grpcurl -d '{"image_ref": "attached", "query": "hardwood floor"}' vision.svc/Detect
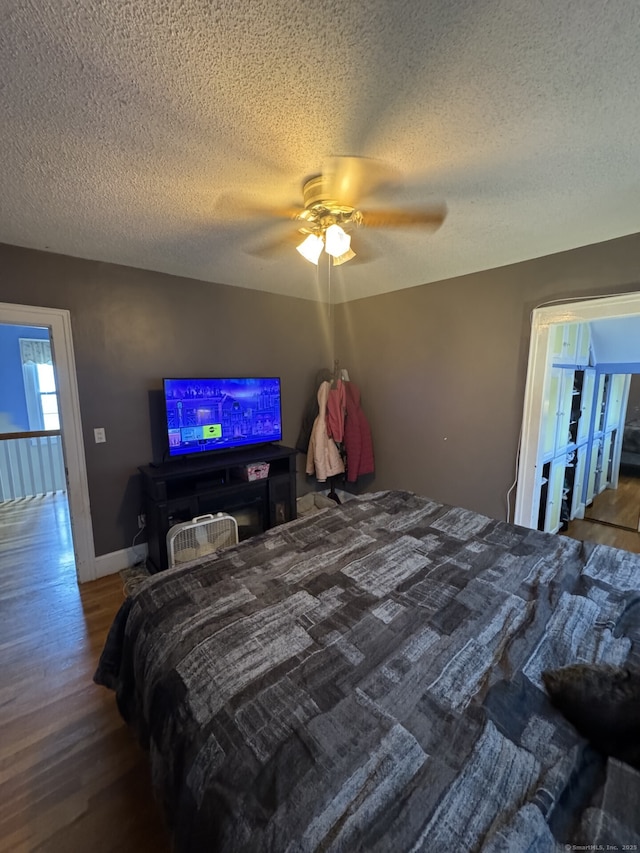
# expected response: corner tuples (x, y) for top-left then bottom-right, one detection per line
(584, 473), (640, 529)
(562, 473), (640, 553)
(0, 495), (171, 853)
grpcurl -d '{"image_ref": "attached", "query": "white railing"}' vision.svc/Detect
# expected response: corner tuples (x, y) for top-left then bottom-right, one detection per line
(0, 431), (67, 500)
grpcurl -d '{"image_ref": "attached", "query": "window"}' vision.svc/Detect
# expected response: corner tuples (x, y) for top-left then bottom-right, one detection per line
(20, 337), (60, 432)
(36, 363), (60, 430)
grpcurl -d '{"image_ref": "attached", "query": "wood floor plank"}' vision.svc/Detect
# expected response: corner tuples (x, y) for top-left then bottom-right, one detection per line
(0, 495), (170, 853)
(584, 473), (640, 528)
(563, 474), (640, 552)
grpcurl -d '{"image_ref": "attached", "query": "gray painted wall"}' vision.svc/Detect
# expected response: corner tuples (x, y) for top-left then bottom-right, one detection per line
(0, 243), (330, 555)
(3, 231), (640, 556)
(334, 232), (640, 521)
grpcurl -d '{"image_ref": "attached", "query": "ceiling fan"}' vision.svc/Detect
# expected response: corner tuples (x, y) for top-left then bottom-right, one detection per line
(226, 156), (447, 267)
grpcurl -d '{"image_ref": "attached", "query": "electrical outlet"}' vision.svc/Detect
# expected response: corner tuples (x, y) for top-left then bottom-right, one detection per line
(137, 514), (146, 529)
(94, 427), (106, 443)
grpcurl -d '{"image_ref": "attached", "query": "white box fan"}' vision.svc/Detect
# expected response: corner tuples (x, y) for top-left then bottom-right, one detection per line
(166, 513), (239, 568)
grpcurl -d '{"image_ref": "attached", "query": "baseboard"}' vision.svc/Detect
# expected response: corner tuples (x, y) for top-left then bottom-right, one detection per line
(94, 542), (149, 578)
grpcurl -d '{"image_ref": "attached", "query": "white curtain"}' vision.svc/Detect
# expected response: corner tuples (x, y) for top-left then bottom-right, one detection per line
(19, 338), (53, 366)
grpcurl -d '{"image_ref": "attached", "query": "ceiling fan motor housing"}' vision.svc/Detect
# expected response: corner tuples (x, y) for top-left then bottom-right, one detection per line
(299, 175), (358, 233)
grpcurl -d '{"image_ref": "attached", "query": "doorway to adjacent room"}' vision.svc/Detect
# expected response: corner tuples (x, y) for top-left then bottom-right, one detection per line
(515, 291), (640, 551)
(0, 303), (95, 582)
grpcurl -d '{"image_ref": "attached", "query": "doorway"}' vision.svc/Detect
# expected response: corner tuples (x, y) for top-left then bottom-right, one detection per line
(0, 303), (95, 582)
(515, 291), (640, 537)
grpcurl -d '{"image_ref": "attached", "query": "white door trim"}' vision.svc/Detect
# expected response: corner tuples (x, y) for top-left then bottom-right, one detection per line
(0, 302), (96, 582)
(515, 291), (640, 529)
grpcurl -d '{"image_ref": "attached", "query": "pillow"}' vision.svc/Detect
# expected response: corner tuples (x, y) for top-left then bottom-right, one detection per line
(542, 663), (640, 770)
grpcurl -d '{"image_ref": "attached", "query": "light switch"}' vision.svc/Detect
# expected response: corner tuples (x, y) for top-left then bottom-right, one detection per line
(94, 427), (106, 443)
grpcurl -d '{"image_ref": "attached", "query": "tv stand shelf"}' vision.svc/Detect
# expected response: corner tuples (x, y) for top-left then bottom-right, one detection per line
(139, 444), (297, 573)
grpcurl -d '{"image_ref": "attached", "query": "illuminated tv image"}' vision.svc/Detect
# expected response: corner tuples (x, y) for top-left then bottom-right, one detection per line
(163, 377), (282, 457)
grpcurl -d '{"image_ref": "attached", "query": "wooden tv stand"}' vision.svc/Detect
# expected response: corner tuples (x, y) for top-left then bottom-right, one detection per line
(139, 444), (297, 573)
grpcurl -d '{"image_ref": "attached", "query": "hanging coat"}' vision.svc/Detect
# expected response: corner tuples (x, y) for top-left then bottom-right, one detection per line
(326, 379), (346, 443)
(306, 381), (345, 482)
(295, 369), (333, 453)
(343, 381), (374, 482)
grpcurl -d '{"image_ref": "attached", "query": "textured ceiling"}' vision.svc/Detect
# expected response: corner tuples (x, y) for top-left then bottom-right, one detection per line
(2, 1), (640, 303)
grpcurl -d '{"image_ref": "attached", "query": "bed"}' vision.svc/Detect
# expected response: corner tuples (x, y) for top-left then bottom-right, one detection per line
(95, 489), (640, 851)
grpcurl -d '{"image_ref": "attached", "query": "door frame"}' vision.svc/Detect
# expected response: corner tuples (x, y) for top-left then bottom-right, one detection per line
(514, 291), (640, 529)
(0, 302), (95, 582)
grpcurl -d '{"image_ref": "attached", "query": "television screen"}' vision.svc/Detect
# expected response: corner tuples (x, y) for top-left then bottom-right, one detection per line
(163, 377), (282, 458)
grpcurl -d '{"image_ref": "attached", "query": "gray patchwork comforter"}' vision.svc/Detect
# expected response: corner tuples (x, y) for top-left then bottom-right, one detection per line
(95, 490), (640, 851)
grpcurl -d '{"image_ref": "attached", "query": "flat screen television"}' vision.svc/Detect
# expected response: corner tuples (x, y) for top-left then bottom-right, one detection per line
(163, 377), (282, 458)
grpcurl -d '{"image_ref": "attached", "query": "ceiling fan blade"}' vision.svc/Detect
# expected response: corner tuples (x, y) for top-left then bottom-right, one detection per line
(343, 233), (380, 265)
(358, 204), (447, 230)
(246, 226), (306, 259)
(322, 156), (401, 207)
(216, 192), (304, 221)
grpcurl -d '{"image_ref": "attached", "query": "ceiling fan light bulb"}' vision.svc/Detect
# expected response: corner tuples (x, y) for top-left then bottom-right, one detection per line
(296, 233), (324, 264)
(324, 223), (351, 258)
(332, 247), (356, 266)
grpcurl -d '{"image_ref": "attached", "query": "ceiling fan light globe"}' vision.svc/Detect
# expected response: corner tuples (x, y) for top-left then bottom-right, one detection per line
(324, 224), (351, 258)
(332, 247), (356, 266)
(296, 233), (324, 264)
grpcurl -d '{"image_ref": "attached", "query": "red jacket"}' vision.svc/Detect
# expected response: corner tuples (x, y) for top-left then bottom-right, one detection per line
(343, 382), (374, 482)
(326, 379), (346, 442)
